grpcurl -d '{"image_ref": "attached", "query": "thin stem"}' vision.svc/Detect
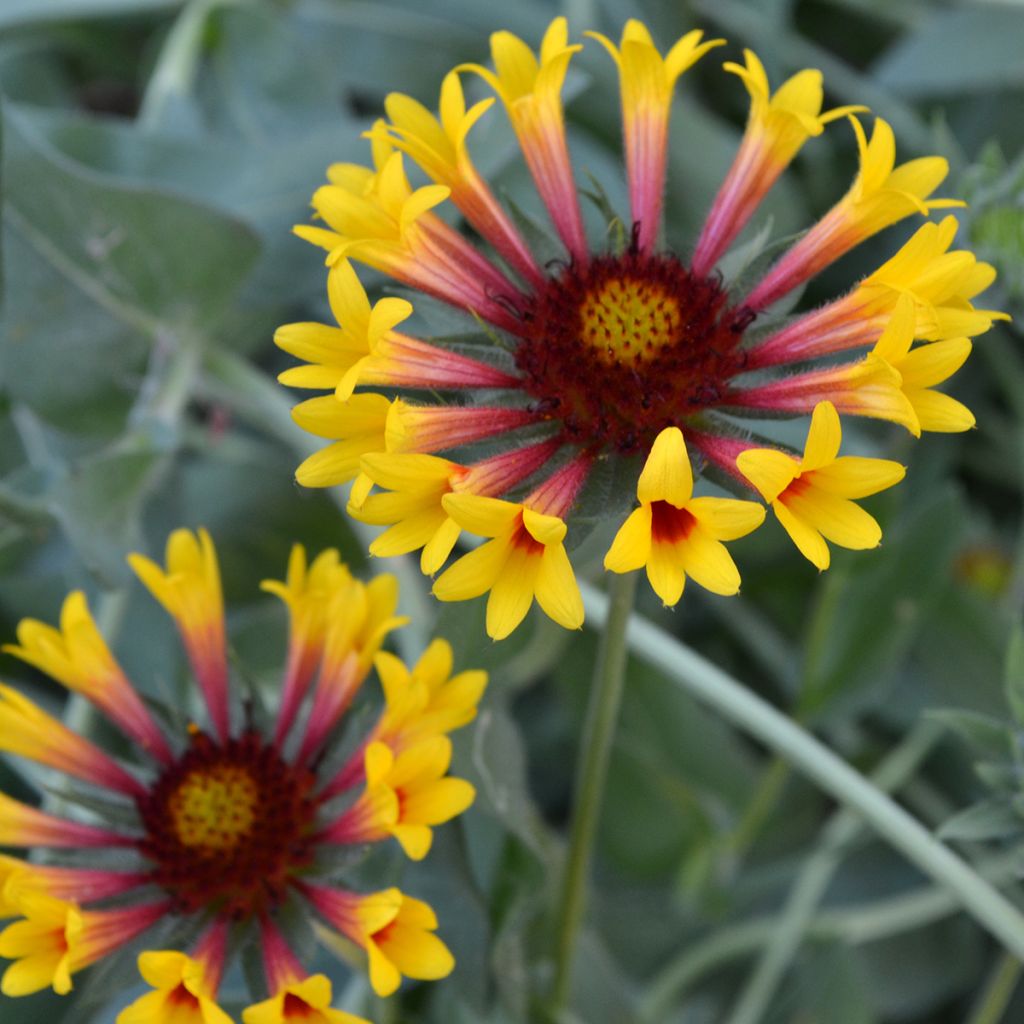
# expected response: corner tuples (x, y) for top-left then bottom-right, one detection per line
(967, 952), (1023, 1024)
(579, 582), (1024, 960)
(550, 570), (638, 1017)
(724, 719), (943, 1024)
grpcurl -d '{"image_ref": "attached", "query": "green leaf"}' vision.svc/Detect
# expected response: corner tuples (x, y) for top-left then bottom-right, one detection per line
(927, 708), (1014, 761)
(1004, 622), (1024, 726)
(874, 8), (1024, 97)
(938, 797), (1024, 842)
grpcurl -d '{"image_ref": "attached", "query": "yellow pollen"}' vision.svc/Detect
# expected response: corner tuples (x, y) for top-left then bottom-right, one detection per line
(578, 277), (683, 364)
(169, 765), (258, 851)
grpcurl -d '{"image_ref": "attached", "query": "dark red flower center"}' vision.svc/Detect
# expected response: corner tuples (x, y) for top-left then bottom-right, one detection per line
(515, 249), (752, 453)
(136, 731), (317, 918)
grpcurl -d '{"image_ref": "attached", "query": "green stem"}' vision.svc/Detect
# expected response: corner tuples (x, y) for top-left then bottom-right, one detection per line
(579, 582), (1024, 960)
(137, 0), (239, 130)
(550, 570), (638, 1017)
(723, 719), (942, 1024)
(967, 952), (1023, 1024)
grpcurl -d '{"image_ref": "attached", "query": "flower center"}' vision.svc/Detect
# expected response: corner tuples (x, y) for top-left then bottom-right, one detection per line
(137, 732), (318, 918)
(516, 250), (753, 453)
(169, 765), (257, 851)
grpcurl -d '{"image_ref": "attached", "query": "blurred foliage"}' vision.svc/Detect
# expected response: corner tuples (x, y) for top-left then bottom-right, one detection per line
(1, 0), (1024, 1021)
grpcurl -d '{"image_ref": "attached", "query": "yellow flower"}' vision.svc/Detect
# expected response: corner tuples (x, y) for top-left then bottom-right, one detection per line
(369, 73), (542, 287)
(460, 17), (587, 260)
(747, 116), (964, 309)
(736, 401), (906, 570)
(242, 974), (368, 1024)
(129, 528), (229, 741)
(605, 428), (764, 606)
(692, 49), (863, 274)
(317, 888), (455, 998)
(590, 21), (724, 252)
(0, 684), (143, 797)
(350, 453), (467, 574)
(117, 950), (232, 1024)
(0, 892), (164, 997)
(374, 638), (488, 750)
(871, 295), (975, 433)
(432, 494), (584, 640)
(3, 591), (170, 761)
(324, 737), (475, 860)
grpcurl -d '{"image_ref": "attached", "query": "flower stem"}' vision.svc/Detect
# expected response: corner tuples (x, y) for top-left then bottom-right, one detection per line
(966, 952), (1023, 1024)
(550, 570), (638, 1016)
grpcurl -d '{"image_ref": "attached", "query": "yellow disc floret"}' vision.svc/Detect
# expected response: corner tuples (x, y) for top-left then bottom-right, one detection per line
(169, 766), (259, 852)
(579, 277), (682, 364)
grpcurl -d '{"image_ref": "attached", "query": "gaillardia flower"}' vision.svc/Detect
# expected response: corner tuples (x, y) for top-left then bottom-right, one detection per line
(282, 17), (1005, 638)
(0, 529), (482, 1020)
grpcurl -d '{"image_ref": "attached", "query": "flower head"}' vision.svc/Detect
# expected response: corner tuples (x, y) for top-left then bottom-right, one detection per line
(0, 529), (482, 1015)
(284, 18), (1002, 638)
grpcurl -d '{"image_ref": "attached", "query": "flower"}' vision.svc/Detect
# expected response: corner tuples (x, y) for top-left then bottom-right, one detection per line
(735, 402), (906, 570)
(0, 529), (482, 1016)
(283, 18), (1002, 639)
(604, 427), (765, 606)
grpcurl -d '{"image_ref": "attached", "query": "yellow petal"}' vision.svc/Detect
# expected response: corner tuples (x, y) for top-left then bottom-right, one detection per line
(801, 401), (842, 471)
(535, 542), (584, 631)
(637, 427), (693, 506)
(485, 543), (541, 640)
(604, 506), (653, 573)
(646, 542), (686, 608)
(807, 457), (905, 499)
(679, 529), (742, 596)
(736, 448), (799, 503)
(686, 497), (766, 541)
(773, 499), (830, 570)
(432, 539), (508, 602)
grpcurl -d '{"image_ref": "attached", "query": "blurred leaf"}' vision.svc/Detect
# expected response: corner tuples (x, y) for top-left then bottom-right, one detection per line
(49, 444), (167, 585)
(938, 797), (1024, 842)
(874, 8), (1024, 97)
(1006, 622), (1024, 726)
(927, 708), (1013, 760)
(0, 0), (180, 30)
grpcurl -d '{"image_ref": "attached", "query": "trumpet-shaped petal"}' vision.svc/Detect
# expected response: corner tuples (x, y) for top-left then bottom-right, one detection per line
(0, 792), (132, 849)
(590, 22), (724, 253)
(117, 947), (232, 1024)
(433, 494), (584, 640)
(0, 892), (165, 997)
(461, 17), (588, 260)
(736, 401), (905, 570)
(306, 887), (454, 998)
(605, 428), (765, 605)
(3, 592), (170, 762)
(242, 974), (369, 1024)
(747, 117), (964, 309)
(871, 294), (976, 432)
(128, 529), (229, 742)
(321, 737), (474, 860)
(0, 684), (143, 797)
(261, 546), (358, 744)
(0, 858), (145, 917)
(693, 49), (863, 274)
(296, 149), (523, 332)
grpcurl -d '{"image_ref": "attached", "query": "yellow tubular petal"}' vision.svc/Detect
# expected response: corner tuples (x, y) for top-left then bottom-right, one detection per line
(367, 943), (402, 997)
(773, 499), (831, 571)
(534, 542), (584, 631)
(604, 506), (654, 572)
(421, 518), (462, 575)
(686, 497), (766, 541)
(736, 448), (799, 503)
(391, 824), (433, 861)
(899, 337), (972, 389)
(801, 401), (842, 471)
(381, 929), (454, 981)
(637, 427), (693, 506)
(645, 542), (686, 608)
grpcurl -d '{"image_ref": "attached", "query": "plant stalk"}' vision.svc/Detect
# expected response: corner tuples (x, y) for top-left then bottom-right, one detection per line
(550, 570), (638, 1017)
